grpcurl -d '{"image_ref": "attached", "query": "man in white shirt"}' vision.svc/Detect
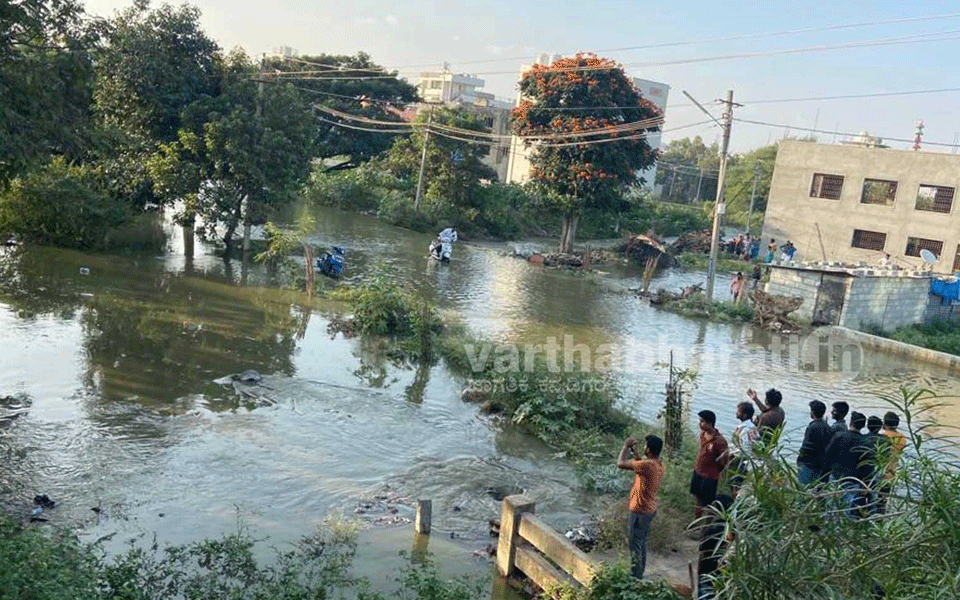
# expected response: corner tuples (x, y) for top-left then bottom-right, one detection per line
(731, 401), (759, 493)
(438, 226), (458, 243)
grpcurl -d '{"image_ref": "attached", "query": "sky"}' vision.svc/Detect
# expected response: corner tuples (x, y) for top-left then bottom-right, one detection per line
(81, 0), (960, 153)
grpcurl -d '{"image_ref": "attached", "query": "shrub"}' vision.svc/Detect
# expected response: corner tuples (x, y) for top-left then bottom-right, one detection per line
(0, 517), (101, 600)
(333, 277), (440, 339)
(0, 158), (128, 250)
(548, 562), (683, 600)
(304, 164), (410, 212)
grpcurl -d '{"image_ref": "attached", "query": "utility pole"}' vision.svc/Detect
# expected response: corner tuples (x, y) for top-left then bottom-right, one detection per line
(694, 166), (704, 202)
(705, 90), (737, 303)
(414, 107), (434, 212)
(243, 54), (266, 259)
(746, 161), (761, 235)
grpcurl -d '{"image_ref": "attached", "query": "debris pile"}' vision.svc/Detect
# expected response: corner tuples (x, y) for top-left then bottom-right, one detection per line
(618, 234), (672, 267)
(645, 283), (703, 305)
(751, 290), (802, 332)
(670, 229), (714, 254)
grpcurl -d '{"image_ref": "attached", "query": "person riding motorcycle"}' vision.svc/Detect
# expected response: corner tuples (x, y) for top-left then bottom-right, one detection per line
(431, 226), (457, 261)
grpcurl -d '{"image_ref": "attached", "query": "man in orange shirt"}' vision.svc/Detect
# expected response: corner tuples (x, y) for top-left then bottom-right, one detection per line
(617, 434), (666, 579)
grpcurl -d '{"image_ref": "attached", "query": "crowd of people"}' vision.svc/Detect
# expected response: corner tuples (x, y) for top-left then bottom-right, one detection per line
(615, 389), (908, 588)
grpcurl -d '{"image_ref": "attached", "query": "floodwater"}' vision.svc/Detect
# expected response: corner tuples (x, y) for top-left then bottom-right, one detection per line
(1, 206), (958, 589)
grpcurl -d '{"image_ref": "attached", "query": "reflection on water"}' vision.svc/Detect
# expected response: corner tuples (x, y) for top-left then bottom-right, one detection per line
(2, 206), (959, 588)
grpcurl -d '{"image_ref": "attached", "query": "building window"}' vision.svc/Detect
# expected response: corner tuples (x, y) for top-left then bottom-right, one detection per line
(429, 81), (442, 89)
(953, 245), (960, 272)
(905, 236), (944, 258)
(851, 229), (887, 251)
(810, 173), (844, 199)
(915, 184), (955, 214)
(860, 179), (898, 206)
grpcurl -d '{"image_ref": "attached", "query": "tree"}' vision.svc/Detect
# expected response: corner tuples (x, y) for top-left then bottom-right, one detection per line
(90, 0), (220, 210)
(0, 0), (99, 183)
(380, 106), (496, 219)
(94, 0), (219, 145)
(265, 52), (418, 171)
(150, 51), (315, 256)
(512, 54), (661, 253)
(654, 136), (721, 204)
(723, 143), (778, 231)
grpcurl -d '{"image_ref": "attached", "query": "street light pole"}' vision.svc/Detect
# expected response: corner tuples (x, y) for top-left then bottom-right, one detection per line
(747, 161), (761, 235)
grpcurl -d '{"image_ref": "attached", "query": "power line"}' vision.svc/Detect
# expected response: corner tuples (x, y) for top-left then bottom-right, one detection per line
(741, 87), (960, 105)
(280, 55), (396, 75)
(387, 12), (960, 70)
(259, 30), (960, 80)
(313, 104), (665, 141)
(733, 118), (960, 148)
(314, 113), (711, 150)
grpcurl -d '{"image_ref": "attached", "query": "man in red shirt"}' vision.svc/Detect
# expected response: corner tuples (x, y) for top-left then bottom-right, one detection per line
(690, 410), (729, 518)
(617, 434), (666, 579)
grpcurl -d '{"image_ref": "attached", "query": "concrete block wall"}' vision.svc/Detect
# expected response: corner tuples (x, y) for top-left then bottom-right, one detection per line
(925, 295), (960, 323)
(763, 268), (822, 322)
(839, 276), (931, 330)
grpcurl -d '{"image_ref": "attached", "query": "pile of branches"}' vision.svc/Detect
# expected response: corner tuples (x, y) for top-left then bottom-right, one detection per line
(751, 290), (802, 332)
(670, 229), (713, 254)
(618, 234), (672, 267)
(645, 283), (702, 305)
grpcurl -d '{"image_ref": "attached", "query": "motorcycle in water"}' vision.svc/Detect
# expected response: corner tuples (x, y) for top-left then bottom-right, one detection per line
(429, 238), (452, 263)
(316, 246), (345, 278)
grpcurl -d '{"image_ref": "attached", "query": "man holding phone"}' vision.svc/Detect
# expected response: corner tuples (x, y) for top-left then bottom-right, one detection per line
(617, 434), (666, 579)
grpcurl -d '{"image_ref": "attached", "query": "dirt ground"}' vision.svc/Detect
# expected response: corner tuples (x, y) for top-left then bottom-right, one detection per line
(592, 537), (699, 591)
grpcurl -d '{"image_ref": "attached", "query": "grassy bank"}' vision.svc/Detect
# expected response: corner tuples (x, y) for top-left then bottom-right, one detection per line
(673, 251), (757, 274)
(862, 318), (960, 356)
(652, 292), (755, 325)
(331, 279), (700, 556)
(0, 508), (682, 600)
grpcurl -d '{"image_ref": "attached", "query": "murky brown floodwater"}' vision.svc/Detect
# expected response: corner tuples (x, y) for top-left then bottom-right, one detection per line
(1, 205), (958, 590)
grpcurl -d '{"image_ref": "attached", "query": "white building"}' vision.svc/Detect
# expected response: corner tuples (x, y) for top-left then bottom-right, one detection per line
(414, 65), (514, 181)
(266, 46), (298, 60)
(505, 55), (669, 188)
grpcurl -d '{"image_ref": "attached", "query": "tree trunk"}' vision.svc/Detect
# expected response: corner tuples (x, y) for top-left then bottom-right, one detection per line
(222, 200), (243, 259)
(303, 244), (314, 299)
(182, 224), (195, 259)
(559, 213), (580, 254)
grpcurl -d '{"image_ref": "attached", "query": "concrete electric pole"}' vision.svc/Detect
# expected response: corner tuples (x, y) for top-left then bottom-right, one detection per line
(705, 90), (737, 303)
(682, 89), (738, 303)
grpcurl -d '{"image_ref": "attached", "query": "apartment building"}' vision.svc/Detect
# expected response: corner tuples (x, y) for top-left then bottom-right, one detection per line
(415, 65), (513, 181)
(761, 139), (960, 271)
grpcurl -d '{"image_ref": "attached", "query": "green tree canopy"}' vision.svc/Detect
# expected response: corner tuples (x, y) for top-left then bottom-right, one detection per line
(94, 0), (219, 144)
(512, 54), (661, 252)
(0, 0), (99, 183)
(263, 52), (418, 170)
(723, 142), (778, 231)
(380, 106), (496, 220)
(149, 51), (315, 255)
(654, 136), (721, 204)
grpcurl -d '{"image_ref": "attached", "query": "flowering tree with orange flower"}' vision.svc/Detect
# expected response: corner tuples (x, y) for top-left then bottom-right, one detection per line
(512, 54), (661, 253)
